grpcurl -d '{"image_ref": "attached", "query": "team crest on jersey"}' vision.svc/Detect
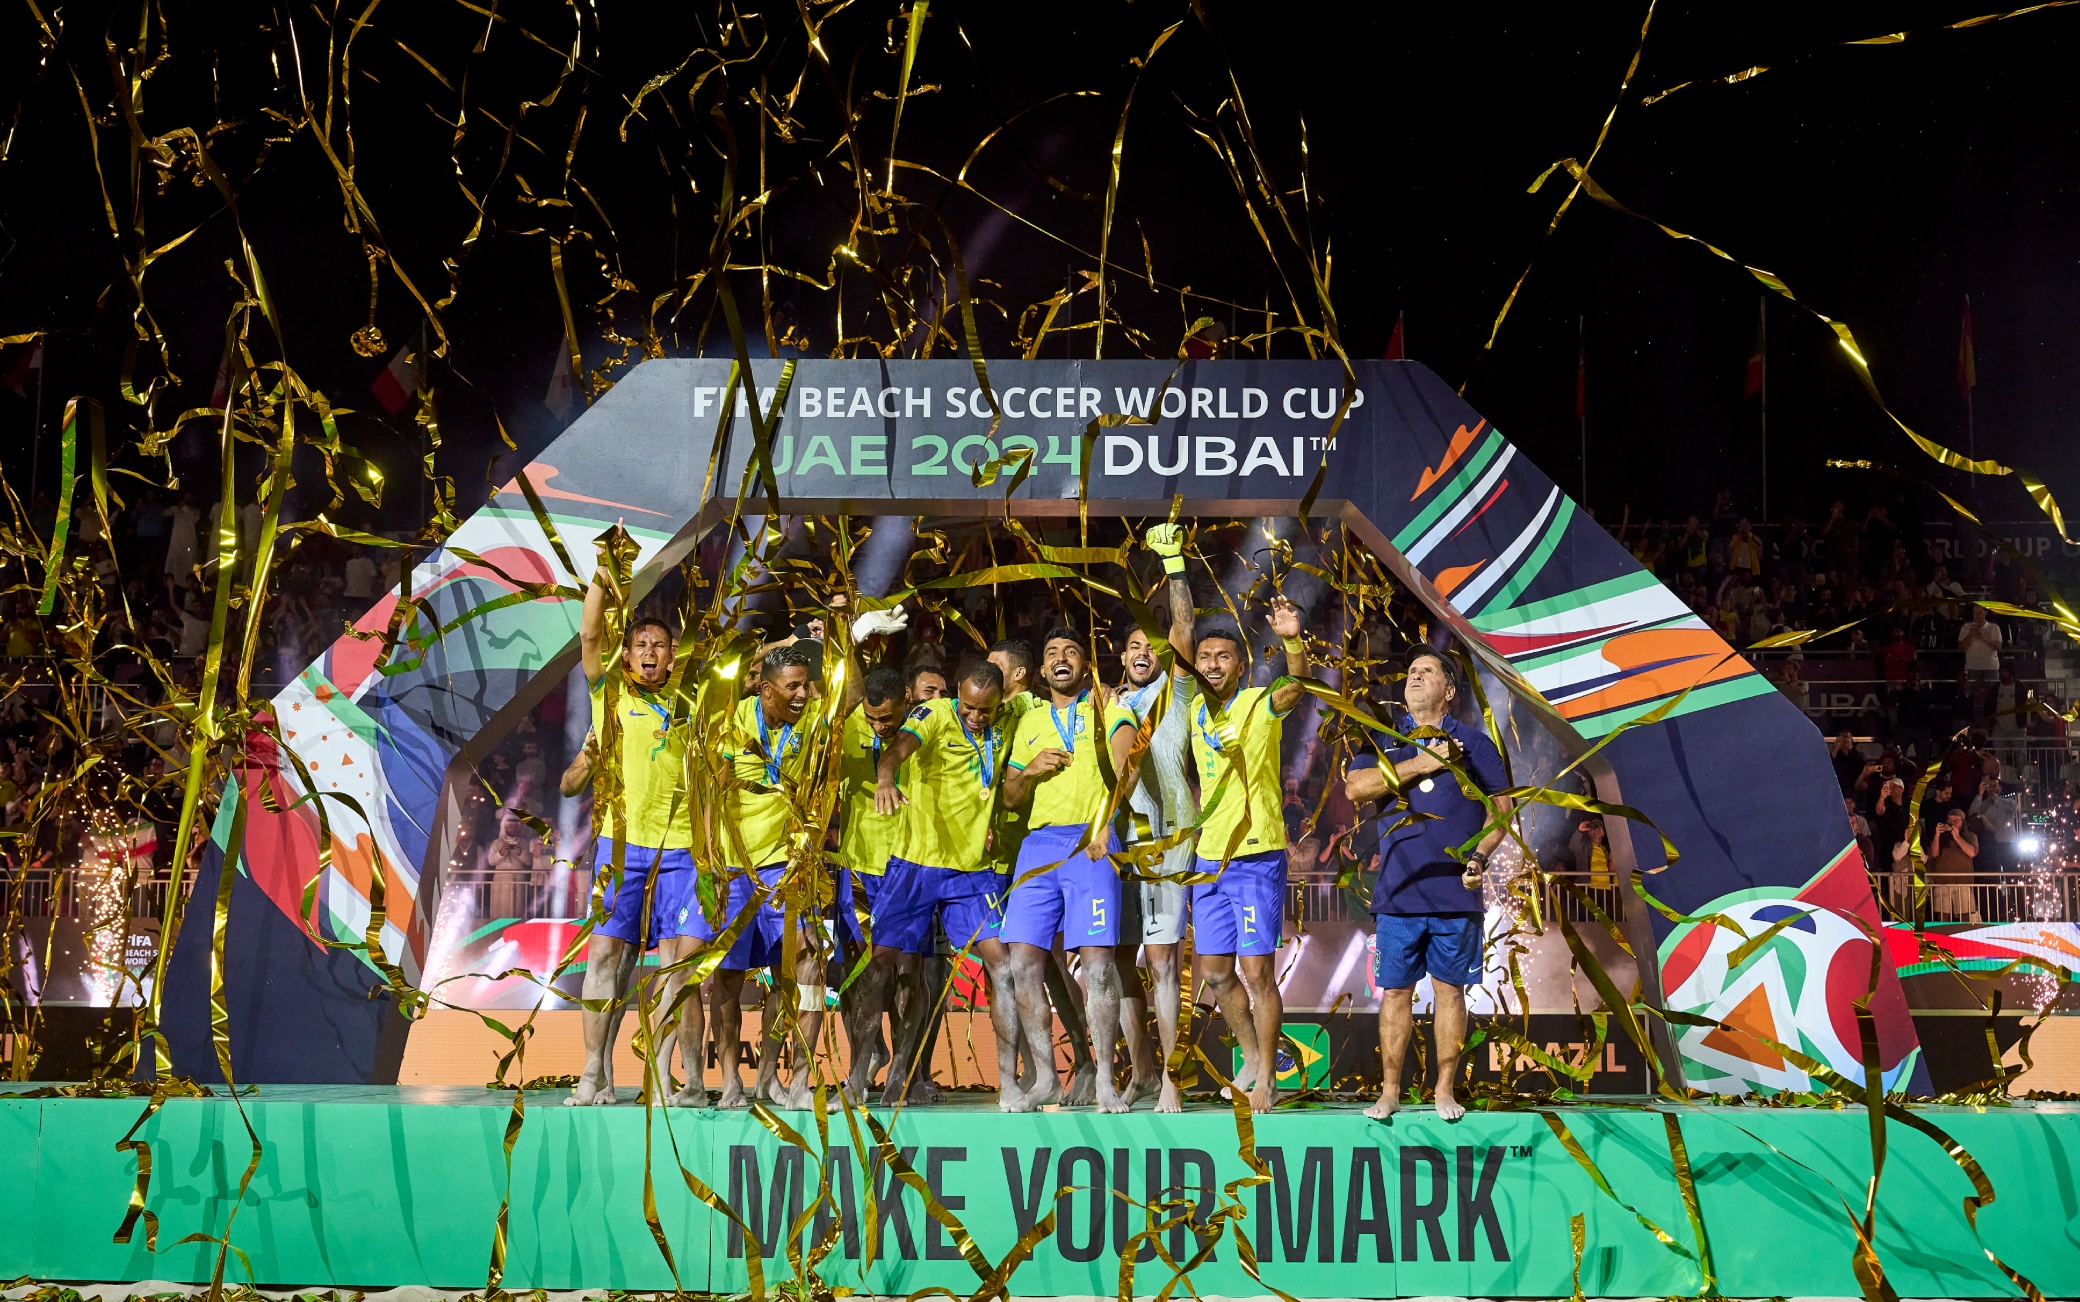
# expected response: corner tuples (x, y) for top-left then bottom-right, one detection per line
(909, 705), (932, 720)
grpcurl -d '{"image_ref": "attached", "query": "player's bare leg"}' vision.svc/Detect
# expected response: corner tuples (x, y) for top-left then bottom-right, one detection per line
(1114, 945), (1156, 1106)
(1200, 952), (1270, 1110)
(994, 938), (1056, 1111)
(880, 951), (934, 1106)
(845, 945), (899, 1099)
(712, 969), (751, 1108)
(1081, 944), (1131, 1113)
(783, 929), (834, 1111)
(1141, 941), (1184, 1113)
(1430, 981), (1469, 1122)
(655, 936), (709, 1106)
(1046, 945), (1097, 1105)
(1237, 953), (1284, 1113)
(1368, 985), (1414, 1120)
(752, 982), (790, 1104)
(566, 934), (636, 1106)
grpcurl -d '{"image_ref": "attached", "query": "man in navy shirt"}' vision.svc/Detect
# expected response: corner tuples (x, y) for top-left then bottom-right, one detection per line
(1344, 647), (1512, 1122)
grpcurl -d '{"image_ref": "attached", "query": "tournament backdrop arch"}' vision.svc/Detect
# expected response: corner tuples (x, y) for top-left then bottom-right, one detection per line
(160, 358), (1920, 1094)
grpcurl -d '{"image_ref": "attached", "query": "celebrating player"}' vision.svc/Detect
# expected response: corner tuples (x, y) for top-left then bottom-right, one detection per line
(1000, 628), (1140, 1111)
(1190, 595), (1308, 1113)
(562, 546), (701, 1108)
(872, 661), (1036, 1109)
(835, 665), (920, 1102)
(1114, 522), (1200, 1112)
(712, 643), (829, 1109)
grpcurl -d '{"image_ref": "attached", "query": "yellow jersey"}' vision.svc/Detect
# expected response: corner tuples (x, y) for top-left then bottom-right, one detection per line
(836, 709), (904, 877)
(1008, 689), (1137, 829)
(892, 696), (1004, 872)
(589, 675), (694, 849)
(719, 693), (821, 870)
(1190, 685), (1290, 859)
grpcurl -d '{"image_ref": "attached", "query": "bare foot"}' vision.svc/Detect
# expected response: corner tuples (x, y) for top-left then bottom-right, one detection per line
(715, 1079), (750, 1109)
(1096, 1083), (1132, 1114)
(1004, 1068), (1059, 1113)
(904, 1075), (942, 1105)
(783, 1075), (822, 1112)
(1128, 1070), (1163, 1107)
(666, 1083), (708, 1108)
(1434, 1090), (1466, 1122)
(758, 1073), (788, 1105)
(1063, 1064), (1097, 1106)
(997, 1082), (1027, 1113)
(564, 1070), (613, 1106)
(1155, 1077), (1183, 1114)
(1247, 1079), (1280, 1114)
(1363, 1093), (1398, 1121)
(1219, 1068), (1255, 1102)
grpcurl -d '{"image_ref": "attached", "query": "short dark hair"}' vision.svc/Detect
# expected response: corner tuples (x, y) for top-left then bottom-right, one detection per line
(1196, 626), (1243, 654)
(963, 659), (1005, 692)
(906, 662), (948, 689)
(626, 616), (675, 646)
(863, 665), (906, 706)
(1405, 646), (1456, 686)
(987, 638), (1034, 675)
(762, 643), (818, 681)
(1041, 626), (1084, 652)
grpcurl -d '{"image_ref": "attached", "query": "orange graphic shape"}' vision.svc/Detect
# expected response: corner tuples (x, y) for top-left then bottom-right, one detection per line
(1701, 984), (1786, 1071)
(1558, 627), (1752, 720)
(1412, 420), (1487, 500)
(328, 831), (418, 946)
(1432, 559), (1487, 598)
(2034, 929), (2080, 963)
(494, 461), (669, 516)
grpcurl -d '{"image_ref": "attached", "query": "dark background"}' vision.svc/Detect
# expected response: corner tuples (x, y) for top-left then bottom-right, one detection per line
(2, 1), (2076, 534)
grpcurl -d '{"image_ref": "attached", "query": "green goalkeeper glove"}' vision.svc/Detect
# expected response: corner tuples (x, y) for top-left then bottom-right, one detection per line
(1145, 522), (1186, 575)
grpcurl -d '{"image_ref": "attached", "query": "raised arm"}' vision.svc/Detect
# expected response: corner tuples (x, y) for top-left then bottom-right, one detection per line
(560, 730), (599, 798)
(1266, 594), (1307, 714)
(580, 527), (627, 684)
(1145, 523), (1195, 665)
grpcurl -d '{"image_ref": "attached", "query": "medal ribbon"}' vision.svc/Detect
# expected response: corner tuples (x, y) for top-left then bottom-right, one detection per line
(756, 697), (798, 786)
(959, 712), (999, 788)
(1049, 690), (1086, 754)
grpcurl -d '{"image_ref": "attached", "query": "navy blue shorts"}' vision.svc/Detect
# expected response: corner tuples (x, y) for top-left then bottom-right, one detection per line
(593, 842), (704, 948)
(1374, 912), (1485, 989)
(1189, 849), (1286, 956)
(834, 864), (885, 945)
(873, 858), (1008, 954)
(1002, 822), (1123, 948)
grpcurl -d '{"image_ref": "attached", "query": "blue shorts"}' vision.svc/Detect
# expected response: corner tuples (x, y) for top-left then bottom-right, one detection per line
(1189, 850), (1287, 957)
(720, 862), (843, 971)
(1002, 823), (1123, 948)
(1374, 912), (1485, 989)
(593, 842), (704, 948)
(874, 858), (1009, 955)
(834, 865), (886, 945)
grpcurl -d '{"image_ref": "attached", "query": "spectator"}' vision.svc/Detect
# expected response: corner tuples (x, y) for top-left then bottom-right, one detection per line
(1958, 605), (2002, 680)
(1775, 656), (1808, 712)
(1570, 816), (1614, 889)
(1926, 807), (1979, 922)
(1823, 501), (1861, 581)
(1879, 626), (1916, 688)
(1845, 797), (1876, 875)
(1829, 729), (1867, 795)
(164, 490), (202, 583)
(1727, 518), (1763, 576)
(343, 547), (379, 601)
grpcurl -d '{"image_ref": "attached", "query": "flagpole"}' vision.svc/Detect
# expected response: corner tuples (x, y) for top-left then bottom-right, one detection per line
(1759, 298), (1768, 524)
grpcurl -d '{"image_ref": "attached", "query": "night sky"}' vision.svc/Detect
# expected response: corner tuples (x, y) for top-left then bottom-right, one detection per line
(2, 1), (2077, 536)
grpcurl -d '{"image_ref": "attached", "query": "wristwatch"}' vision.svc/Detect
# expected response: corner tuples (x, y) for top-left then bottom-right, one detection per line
(1465, 851), (1490, 873)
